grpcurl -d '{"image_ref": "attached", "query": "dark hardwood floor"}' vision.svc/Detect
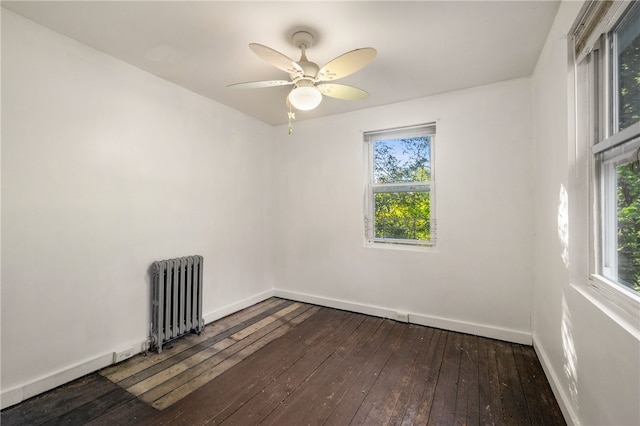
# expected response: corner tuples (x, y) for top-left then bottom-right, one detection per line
(1, 298), (566, 425)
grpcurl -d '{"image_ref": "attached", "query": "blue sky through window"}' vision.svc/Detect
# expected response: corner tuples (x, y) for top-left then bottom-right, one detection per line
(373, 136), (431, 184)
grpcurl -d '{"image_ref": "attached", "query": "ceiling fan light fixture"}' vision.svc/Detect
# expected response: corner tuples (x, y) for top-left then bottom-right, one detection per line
(288, 86), (322, 111)
(230, 31), (376, 127)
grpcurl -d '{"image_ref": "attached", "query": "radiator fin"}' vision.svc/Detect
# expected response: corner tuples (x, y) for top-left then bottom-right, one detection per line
(151, 255), (204, 353)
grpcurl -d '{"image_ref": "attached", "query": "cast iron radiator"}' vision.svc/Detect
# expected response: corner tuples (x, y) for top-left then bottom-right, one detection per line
(150, 255), (204, 353)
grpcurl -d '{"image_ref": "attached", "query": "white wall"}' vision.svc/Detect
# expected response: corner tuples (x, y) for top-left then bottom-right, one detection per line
(1, 10), (276, 406)
(531, 2), (640, 425)
(5, 3), (638, 423)
(273, 78), (534, 343)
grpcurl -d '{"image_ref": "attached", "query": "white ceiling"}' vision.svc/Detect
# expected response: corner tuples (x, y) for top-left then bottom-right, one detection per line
(2, 1), (560, 125)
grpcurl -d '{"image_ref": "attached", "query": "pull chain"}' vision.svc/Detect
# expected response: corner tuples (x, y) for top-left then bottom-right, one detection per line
(287, 103), (296, 135)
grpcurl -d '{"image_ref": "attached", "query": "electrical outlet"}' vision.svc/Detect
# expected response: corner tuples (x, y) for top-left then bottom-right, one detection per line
(112, 346), (136, 364)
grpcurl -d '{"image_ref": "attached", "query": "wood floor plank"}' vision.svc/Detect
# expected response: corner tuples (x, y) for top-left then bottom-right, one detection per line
(454, 333), (472, 425)
(427, 331), (462, 426)
(322, 321), (408, 425)
(479, 335), (505, 425)
(356, 324), (428, 425)
(259, 315), (382, 425)
(384, 326), (433, 424)
(3, 298), (567, 426)
(494, 340), (530, 425)
(152, 307), (344, 425)
(465, 334), (481, 426)
(115, 299), (296, 390)
(136, 304), (314, 406)
(141, 303), (314, 407)
(150, 304), (318, 410)
(41, 385), (135, 425)
(452, 333), (480, 426)
(0, 409), (28, 426)
(477, 335), (493, 425)
(403, 329), (448, 425)
(83, 397), (158, 425)
(295, 318), (396, 425)
(394, 326), (437, 425)
(129, 338), (235, 397)
(514, 344), (565, 425)
(99, 297), (285, 383)
(0, 374), (119, 426)
(512, 342), (546, 426)
(217, 312), (367, 424)
(127, 302), (303, 397)
(386, 326), (435, 426)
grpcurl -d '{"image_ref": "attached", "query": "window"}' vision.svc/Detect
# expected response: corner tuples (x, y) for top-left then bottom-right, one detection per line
(364, 124), (435, 247)
(574, 1), (640, 295)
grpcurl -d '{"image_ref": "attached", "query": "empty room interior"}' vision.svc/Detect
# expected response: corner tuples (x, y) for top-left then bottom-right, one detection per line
(1, 1), (639, 425)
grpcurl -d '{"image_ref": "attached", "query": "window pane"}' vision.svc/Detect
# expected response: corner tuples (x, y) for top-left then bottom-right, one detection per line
(374, 191), (431, 240)
(373, 136), (431, 184)
(614, 4), (640, 132)
(617, 160), (640, 292)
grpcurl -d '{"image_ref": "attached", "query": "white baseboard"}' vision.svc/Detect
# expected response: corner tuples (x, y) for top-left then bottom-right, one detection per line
(1, 289), (275, 411)
(274, 289), (398, 320)
(409, 312), (532, 345)
(203, 289), (274, 325)
(532, 335), (579, 425)
(1, 388), (23, 410)
(274, 289), (532, 345)
(1, 352), (114, 410)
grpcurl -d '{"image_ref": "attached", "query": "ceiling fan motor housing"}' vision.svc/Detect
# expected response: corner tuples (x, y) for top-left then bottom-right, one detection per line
(292, 31), (314, 50)
(294, 78), (315, 88)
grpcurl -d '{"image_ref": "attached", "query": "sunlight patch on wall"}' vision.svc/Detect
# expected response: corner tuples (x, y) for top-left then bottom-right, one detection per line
(561, 294), (579, 408)
(558, 184), (569, 268)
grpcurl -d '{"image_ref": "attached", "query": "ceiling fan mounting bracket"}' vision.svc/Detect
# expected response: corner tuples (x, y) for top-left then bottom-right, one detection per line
(292, 31), (314, 50)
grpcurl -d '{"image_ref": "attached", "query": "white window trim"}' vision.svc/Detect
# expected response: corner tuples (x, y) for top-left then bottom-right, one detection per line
(571, 0), (640, 332)
(588, 274), (640, 320)
(363, 123), (436, 249)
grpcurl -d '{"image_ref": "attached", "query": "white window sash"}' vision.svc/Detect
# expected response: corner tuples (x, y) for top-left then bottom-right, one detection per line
(592, 118), (640, 155)
(364, 123), (436, 143)
(372, 182), (431, 193)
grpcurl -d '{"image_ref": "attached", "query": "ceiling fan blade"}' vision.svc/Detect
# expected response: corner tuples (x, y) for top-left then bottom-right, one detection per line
(317, 48), (377, 81)
(249, 43), (303, 75)
(227, 80), (293, 89)
(316, 83), (369, 100)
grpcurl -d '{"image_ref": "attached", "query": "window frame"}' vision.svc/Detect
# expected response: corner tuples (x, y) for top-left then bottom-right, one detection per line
(363, 123), (436, 248)
(573, 0), (640, 317)
(598, 134), (640, 287)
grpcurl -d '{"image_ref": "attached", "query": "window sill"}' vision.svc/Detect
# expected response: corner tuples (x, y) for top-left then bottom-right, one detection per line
(573, 275), (640, 340)
(364, 239), (436, 253)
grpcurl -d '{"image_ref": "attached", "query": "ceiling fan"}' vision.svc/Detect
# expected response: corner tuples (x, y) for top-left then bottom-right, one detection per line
(228, 31), (376, 133)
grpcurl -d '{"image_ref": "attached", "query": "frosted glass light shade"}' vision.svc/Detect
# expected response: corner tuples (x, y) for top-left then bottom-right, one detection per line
(288, 86), (322, 111)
